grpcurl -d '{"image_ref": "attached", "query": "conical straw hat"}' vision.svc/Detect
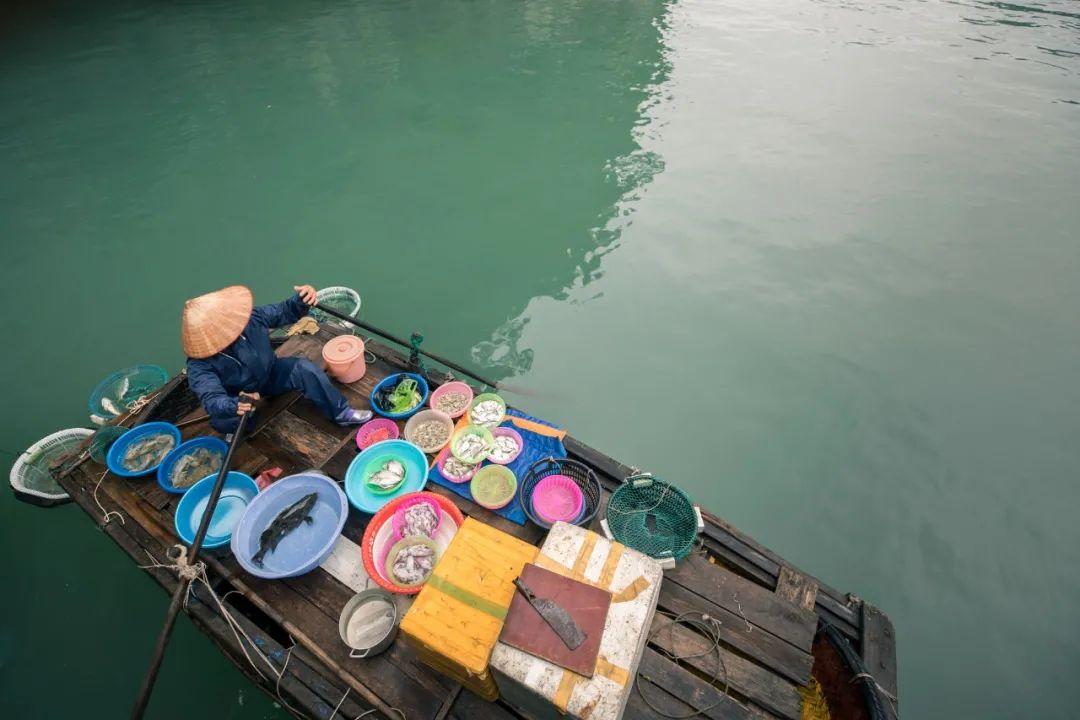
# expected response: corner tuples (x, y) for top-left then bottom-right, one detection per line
(181, 286), (254, 359)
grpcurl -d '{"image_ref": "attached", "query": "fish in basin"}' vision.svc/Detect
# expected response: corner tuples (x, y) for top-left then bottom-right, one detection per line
(253, 492), (318, 567)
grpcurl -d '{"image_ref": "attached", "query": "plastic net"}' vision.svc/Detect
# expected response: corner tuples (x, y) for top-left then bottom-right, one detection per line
(89, 426), (128, 464)
(88, 365), (169, 424)
(606, 474), (698, 561)
(10, 428), (94, 499)
(311, 286), (361, 328)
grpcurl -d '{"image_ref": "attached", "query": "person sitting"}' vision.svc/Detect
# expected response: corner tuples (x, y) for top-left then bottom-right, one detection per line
(182, 284), (372, 434)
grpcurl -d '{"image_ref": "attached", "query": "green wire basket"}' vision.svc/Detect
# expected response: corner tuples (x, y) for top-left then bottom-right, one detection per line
(604, 473), (700, 562)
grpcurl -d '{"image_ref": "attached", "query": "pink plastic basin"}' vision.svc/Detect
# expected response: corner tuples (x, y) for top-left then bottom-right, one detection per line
(428, 381), (474, 419)
(355, 418), (400, 450)
(531, 474), (584, 524)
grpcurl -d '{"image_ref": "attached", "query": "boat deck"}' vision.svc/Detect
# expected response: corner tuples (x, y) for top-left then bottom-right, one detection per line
(55, 326), (898, 720)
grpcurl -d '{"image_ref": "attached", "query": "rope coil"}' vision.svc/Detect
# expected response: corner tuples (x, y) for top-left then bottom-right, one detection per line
(637, 610), (731, 718)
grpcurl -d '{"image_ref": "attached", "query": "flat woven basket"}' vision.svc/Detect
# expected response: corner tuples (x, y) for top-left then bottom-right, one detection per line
(605, 474), (698, 561)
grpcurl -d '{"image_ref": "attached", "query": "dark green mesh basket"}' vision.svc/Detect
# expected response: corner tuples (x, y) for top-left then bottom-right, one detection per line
(605, 474), (698, 561)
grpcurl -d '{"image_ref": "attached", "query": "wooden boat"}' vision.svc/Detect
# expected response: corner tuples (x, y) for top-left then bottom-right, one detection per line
(53, 323), (898, 720)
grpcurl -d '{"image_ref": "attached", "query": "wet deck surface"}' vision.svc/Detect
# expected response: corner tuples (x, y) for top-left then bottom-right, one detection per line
(57, 328), (894, 720)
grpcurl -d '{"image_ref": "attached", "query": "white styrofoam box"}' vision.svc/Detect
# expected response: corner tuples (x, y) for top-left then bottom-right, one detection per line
(491, 522), (663, 720)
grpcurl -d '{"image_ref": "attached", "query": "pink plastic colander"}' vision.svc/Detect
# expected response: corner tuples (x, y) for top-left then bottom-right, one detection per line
(531, 474), (584, 524)
(356, 418), (400, 450)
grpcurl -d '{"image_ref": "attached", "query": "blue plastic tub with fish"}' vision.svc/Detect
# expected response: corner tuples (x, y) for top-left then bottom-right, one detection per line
(230, 472), (347, 579)
(106, 422), (182, 478)
(157, 436), (228, 494)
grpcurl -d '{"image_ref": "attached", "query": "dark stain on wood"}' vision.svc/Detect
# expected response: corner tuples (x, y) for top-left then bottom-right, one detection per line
(776, 566), (819, 612)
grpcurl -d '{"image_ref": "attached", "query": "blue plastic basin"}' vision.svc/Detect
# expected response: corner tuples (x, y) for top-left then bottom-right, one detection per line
(369, 373), (429, 420)
(157, 436), (229, 494)
(106, 422), (182, 478)
(174, 471), (259, 548)
(344, 439), (428, 514)
(230, 472), (348, 579)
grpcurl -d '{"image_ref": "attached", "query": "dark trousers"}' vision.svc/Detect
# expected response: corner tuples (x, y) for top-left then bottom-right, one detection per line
(210, 357), (350, 434)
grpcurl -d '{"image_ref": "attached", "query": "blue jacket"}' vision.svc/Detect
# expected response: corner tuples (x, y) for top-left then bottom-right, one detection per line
(186, 294), (309, 419)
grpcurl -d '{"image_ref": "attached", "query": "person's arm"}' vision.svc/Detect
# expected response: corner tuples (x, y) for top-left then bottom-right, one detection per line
(250, 284), (317, 329)
(186, 359), (239, 418)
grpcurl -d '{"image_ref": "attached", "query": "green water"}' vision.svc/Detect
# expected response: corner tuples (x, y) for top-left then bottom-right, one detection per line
(2, 0), (1078, 717)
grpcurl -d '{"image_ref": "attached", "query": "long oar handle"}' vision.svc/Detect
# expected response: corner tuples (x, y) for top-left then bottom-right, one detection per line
(312, 302), (501, 390)
(130, 406), (252, 719)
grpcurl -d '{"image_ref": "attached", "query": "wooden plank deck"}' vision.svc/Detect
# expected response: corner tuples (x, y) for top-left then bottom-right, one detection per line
(55, 327), (897, 720)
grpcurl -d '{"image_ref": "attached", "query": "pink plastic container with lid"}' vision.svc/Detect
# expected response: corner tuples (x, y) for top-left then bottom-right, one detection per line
(322, 335), (366, 383)
(531, 474), (584, 524)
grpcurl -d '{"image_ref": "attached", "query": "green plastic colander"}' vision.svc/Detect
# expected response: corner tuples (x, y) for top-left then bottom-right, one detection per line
(605, 474), (699, 561)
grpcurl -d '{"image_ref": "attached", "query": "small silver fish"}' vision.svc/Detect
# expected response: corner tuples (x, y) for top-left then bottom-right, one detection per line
(454, 433), (490, 462)
(368, 459), (407, 489)
(470, 400), (503, 427)
(442, 456), (476, 479)
(490, 435), (519, 463)
(101, 397), (122, 417)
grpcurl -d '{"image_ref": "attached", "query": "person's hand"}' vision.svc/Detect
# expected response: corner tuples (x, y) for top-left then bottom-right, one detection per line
(294, 285), (318, 306)
(237, 392), (261, 415)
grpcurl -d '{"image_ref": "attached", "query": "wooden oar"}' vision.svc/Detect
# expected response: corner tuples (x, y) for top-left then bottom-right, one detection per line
(130, 402), (253, 719)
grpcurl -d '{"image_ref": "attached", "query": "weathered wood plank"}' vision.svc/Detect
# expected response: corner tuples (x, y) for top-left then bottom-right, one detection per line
(449, 688), (521, 720)
(214, 561), (440, 720)
(258, 410), (341, 468)
(660, 580), (813, 686)
(667, 554), (816, 652)
(278, 333), (327, 363)
(702, 511), (860, 631)
(321, 441), (360, 484)
(860, 603), (898, 712)
(630, 648), (760, 720)
(776, 567), (818, 612)
(287, 395), (355, 440)
(282, 565), (455, 700)
(213, 597), (377, 720)
(647, 613), (802, 720)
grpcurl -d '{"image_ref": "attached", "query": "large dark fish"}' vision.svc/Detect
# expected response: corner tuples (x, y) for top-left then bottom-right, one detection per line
(252, 492), (318, 568)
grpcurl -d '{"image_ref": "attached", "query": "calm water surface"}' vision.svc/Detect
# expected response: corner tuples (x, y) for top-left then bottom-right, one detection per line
(2, 0), (1078, 718)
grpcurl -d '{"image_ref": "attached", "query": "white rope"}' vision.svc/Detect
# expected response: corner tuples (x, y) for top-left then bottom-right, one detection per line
(93, 470), (124, 525)
(124, 390), (160, 414)
(139, 546), (407, 720)
(732, 593), (753, 633)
